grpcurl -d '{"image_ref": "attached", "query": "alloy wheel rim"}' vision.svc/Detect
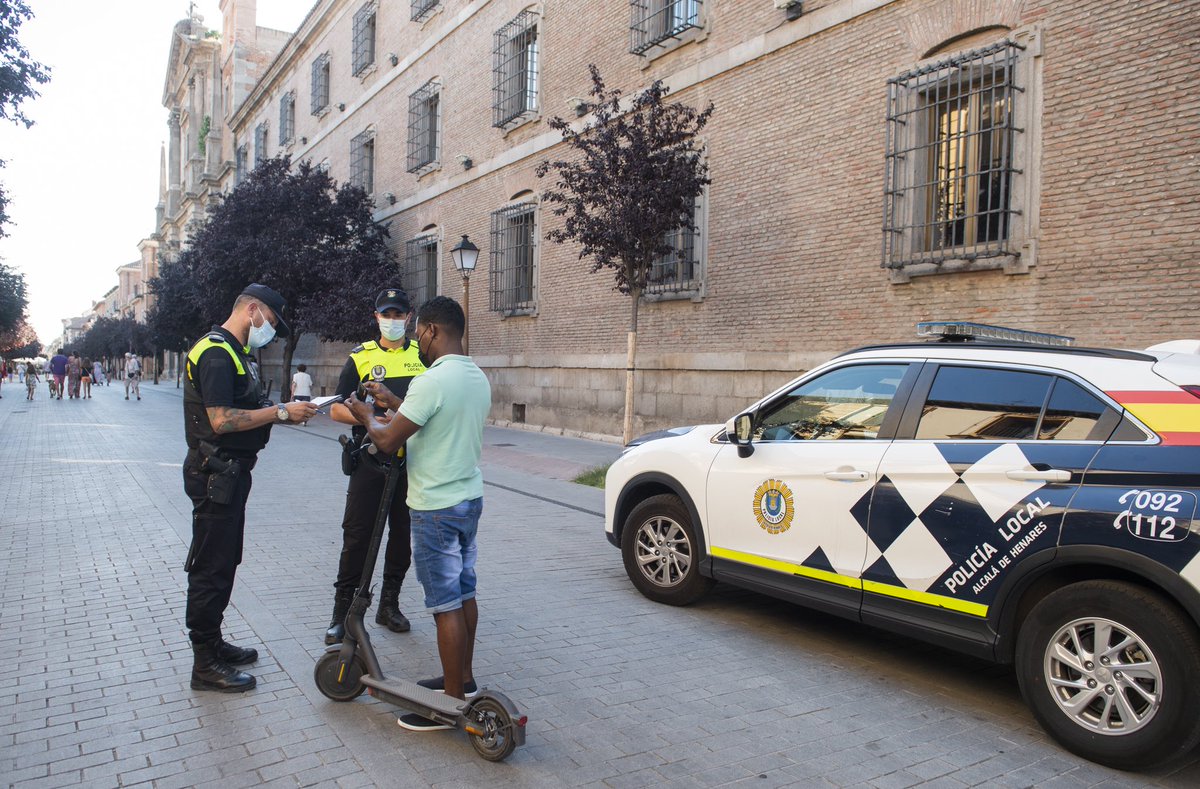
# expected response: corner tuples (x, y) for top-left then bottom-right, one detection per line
(1044, 616), (1162, 735)
(634, 516), (691, 588)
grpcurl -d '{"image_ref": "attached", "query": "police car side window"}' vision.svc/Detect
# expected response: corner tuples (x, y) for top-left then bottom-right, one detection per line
(756, 364), (909, 441)
(916, 366), (1051, 440)
(1040, 378), (1110, 440)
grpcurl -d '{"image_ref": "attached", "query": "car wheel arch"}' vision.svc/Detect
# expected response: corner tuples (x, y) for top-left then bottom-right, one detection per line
(991, 545), (1200, 663)
(615, 473), (710, 571)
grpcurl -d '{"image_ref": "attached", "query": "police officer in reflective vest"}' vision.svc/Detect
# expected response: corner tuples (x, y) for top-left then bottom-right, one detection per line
(324, 288), (425, 644)
(183, 284), (318, 691)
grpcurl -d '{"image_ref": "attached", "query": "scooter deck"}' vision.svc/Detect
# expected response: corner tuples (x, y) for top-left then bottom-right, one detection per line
(360, 675), (466, 718)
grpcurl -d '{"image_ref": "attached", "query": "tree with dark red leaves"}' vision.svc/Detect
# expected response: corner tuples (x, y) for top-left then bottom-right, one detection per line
(152, 156), (397, 396)
(537, 66), (712, 443)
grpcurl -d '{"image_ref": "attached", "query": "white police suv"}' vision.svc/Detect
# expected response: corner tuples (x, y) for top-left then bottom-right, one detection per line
(605, 322), (1200, 770)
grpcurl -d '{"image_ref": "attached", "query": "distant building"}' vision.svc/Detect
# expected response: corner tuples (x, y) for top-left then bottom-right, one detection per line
(147, 0), (1199, 435)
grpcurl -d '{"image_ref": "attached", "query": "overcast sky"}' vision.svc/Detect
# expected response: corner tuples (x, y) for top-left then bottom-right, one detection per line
(0, 1), (312, 344)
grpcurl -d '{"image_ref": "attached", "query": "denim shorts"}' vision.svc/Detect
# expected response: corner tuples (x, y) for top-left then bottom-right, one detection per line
(411, 497), (482, 613)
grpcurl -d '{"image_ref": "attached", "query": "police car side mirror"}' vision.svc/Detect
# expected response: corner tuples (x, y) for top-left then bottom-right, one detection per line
(728, 413), (755, 458)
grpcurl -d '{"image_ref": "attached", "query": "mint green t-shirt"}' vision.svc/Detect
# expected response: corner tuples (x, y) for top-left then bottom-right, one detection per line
(398, 355), (492, 511)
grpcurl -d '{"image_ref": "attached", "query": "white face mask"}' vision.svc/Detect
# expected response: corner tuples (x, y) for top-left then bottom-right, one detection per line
(248, 307), (277, 349)
(378, 317), (407, 342)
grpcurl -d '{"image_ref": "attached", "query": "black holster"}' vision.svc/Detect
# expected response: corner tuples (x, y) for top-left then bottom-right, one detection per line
(197, 441), (243, 505)
(339, 434), (360, 476)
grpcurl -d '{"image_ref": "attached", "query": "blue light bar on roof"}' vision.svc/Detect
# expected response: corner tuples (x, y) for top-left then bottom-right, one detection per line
(917, 321), (1075, 347)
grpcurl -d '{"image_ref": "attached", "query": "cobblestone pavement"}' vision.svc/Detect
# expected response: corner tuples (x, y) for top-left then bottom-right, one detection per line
(2, 380), (1199, 788)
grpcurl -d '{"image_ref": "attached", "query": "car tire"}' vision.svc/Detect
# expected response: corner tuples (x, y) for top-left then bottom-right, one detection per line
(1015, 580), (1200, 770)
(621, 493), (714, 606)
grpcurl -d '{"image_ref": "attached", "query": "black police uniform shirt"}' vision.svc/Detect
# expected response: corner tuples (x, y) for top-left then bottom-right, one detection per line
(183, 325), (271, 456)
(335, 338), (426, 433)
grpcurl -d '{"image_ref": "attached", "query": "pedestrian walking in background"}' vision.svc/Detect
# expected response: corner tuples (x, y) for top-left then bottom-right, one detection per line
(93, 359), (105, 387)
(291, 364), (312, 401)
(66, 352), (82, 399)
(347, 296), (491, 730)
(25, 361), (39, 400)
(125, 353), (141, 400)
(0, 359), (5, 398)
(180, 284), (318, 692)
(80, 357), (93, 398)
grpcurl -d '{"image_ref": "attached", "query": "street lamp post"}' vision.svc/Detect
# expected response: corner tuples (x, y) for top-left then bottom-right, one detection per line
(450, 235), (479, 354)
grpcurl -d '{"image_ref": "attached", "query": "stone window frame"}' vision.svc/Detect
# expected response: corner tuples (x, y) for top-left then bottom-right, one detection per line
(882, 27), (1042, 283)
(278, 91), (296, 147)
(411, 0), (440, 23)
(644, 184), (708, 303)
(406, 79), (441, 176)
(352, 2), (378, 78)
(629, 0), (708, 62)
(492, 9), (540, 131)
(402, 230), (440, 308)
(235, 143), (248, 183)
(253, 122), (268, 167)
(349, 127), (376, 195)
(488, 197), (539, 317)
(311, 53), (331, 116)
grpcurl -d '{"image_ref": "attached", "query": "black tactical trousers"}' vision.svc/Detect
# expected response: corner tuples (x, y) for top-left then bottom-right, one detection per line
(335, 460), (411, 592)
(183, 452), (255, 644)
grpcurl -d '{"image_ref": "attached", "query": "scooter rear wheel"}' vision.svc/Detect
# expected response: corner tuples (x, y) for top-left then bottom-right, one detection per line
(314, 651), (367, 702)
(466, 696), (518, 762)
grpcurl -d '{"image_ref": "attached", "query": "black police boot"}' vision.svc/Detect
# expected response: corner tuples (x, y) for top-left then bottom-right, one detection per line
(216, 637), (258, 666)
(324, 588), (355, 645)
(375, 584), (411, 633)
(191, 639), (256, 692)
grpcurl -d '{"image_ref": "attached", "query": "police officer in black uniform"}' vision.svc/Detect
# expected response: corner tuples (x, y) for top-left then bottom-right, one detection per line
(324, 288), (425, 644)
(183, 284), (318, 692)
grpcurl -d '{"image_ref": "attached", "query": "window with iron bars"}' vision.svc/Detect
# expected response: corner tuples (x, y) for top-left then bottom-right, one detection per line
(489, 203), (537, 314)
(278, 92), (295, 146)
(492, 11), (538, 129)
(254, 122), (268, 166)
(402, 235), (439, 307)
(352, 2), (377, 76)
(411, 0), (439, 23)
(407, 80), (440, 174)
(630, 0), (702, 55)
(646, 195), (704, 297)
(883, 40), (1023, 269)
(235, 144), (248, 183)
(350, 130), (375, 194)
(311, 53), (330, 115)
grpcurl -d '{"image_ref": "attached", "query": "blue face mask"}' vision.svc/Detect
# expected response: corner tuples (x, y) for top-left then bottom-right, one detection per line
(248, 307), (277, 349)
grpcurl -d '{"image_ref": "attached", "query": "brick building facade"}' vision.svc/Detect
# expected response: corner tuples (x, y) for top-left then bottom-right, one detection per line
(204, 0), (1194, 436)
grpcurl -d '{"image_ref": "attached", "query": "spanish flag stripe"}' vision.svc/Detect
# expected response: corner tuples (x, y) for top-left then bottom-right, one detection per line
(1158, 432), (1200, 446)
(1121, 403), (1200, 433)
(1108, 390), (1199, 405)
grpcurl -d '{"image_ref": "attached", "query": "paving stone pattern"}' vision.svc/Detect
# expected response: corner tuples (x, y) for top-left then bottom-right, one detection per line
(1, 382), (1198, 788)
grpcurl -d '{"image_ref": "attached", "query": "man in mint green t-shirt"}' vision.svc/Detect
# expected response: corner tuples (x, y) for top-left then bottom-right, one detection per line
(348, 296), (491, 732)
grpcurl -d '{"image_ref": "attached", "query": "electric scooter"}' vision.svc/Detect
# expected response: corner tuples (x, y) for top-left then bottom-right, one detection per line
(313, 443), (527, 762)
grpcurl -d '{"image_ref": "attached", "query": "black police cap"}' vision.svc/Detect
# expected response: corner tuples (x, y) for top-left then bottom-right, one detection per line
(375, 288), (412, 313)
(241, 283), (291, 338)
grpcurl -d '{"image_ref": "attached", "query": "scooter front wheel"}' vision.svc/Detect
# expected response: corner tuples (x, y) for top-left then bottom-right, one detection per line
(314, 651), (367, 702)
(465, 695), (518, 762)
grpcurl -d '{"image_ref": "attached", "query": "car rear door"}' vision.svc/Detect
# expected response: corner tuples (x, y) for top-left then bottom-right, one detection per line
(861, 363), (1105, 651)
(705, 361), (920, 617)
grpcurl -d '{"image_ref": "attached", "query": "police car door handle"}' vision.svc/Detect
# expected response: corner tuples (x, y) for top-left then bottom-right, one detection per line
(824, 468), (870, 482)
(1006, 469), (1072, 483)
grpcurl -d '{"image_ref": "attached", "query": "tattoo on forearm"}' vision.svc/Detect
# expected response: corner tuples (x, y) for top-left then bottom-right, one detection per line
(209, 406), (256, 433)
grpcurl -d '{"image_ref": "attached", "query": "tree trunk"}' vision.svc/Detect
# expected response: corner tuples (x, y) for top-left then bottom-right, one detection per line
(280, 333), (299, 402)
(622, 287), (642, 445)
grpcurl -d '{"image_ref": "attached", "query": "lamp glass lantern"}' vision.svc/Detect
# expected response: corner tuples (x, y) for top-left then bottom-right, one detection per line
(451, 235), (479, 279)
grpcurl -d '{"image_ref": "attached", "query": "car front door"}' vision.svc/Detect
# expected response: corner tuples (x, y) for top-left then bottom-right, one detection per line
(862, 364), (1104, 648)
(706, 362), (919, 617)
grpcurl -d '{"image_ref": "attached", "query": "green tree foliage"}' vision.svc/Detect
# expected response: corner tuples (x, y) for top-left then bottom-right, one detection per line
(146, 254), (205, 353)
(0, 0), (51, 237)
(152, 156), (398, 392)
(76, 316), (153, 362)
(536, 66), (712, 441)
(0, 258), (27, 333)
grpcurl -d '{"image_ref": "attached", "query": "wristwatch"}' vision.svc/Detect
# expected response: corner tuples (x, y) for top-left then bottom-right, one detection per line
(276, 405), (290, 422)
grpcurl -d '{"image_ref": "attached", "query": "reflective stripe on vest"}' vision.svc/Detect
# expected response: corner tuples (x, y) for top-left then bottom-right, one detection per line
(186, 336), (246, 380)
